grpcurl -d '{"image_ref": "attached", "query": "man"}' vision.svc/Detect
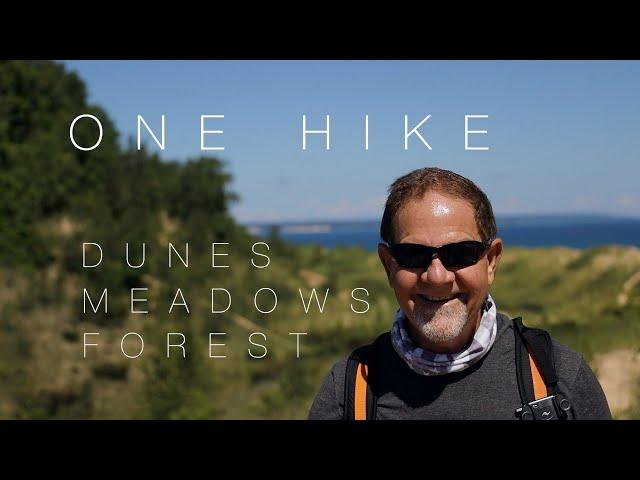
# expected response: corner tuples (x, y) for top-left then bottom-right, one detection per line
(308, 167), (611, 420)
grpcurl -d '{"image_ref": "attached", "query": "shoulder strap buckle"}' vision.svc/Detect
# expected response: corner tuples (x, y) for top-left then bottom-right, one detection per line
(516, 394), (570, 420)
(512, 316), (573, 420)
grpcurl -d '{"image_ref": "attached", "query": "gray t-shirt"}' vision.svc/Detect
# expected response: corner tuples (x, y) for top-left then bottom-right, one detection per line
(308, 312), (612, 420)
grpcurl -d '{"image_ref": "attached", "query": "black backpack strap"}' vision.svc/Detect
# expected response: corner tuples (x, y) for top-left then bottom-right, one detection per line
(513, 317), (572, 420)
(514, 317), (555, 402)
(343, 335), (384, 420)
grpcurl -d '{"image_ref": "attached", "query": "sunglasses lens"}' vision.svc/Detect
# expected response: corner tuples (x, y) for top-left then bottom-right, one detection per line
(390, 243), (434, 268)
(440, 242), (484, 268)
(390, 241), (487, 269)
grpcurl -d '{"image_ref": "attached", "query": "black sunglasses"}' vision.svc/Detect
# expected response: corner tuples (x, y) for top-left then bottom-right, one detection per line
(386, 240), (492, 269)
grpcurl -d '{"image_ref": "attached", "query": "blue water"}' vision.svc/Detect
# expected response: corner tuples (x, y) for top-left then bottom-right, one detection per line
(246, 215), (640, 251)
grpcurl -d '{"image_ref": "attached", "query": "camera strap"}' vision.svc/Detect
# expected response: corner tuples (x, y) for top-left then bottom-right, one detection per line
(513, 317), (572, 420)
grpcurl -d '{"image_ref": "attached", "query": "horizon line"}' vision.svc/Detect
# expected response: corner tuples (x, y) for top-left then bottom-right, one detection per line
(239, 212), (640, 226)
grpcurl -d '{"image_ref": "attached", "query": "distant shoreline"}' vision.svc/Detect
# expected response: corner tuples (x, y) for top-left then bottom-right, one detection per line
(244, 215), (640, 251)
(244, 213), (640, 228)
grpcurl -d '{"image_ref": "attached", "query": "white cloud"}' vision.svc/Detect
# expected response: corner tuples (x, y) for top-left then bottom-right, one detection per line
(572, 195), (602, 210)
(616, 194), (640, 211)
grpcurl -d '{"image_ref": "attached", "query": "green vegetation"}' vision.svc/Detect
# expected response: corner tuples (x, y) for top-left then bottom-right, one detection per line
(1, 61), (638, 419)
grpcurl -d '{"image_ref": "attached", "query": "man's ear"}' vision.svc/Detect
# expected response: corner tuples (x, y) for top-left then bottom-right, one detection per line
(378, 243), (394, 285)
(486, 238), (503, 286)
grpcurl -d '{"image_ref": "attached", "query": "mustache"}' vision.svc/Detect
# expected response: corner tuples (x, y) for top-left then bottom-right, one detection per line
(414, 298), (467, 319)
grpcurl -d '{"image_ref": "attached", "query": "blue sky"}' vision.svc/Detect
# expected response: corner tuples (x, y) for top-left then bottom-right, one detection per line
(62, 61), (640, 222)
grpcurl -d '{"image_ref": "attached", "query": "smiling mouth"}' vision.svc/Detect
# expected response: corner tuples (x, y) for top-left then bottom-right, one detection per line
(416, 293), (463, 303)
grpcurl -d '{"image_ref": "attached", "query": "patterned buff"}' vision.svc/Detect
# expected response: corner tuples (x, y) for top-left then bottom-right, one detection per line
(391, 294), (498, 376)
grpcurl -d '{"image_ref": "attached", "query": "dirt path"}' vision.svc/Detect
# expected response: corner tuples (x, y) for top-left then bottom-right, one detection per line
(617, 270), (640, 307)
(592, 349), (640, 417)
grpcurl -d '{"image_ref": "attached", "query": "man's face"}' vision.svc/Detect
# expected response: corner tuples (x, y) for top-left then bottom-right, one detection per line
(378, 190), (503, 353)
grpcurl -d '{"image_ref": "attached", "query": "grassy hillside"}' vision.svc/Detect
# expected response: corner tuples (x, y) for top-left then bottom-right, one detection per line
(1, 240), (639, 419)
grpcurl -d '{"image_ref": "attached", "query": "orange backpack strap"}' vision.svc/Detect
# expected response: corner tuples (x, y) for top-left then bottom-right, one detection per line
(354, 363), (368, 420)
(528, 346), (548, 400)
(344, 335), (385, 420)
